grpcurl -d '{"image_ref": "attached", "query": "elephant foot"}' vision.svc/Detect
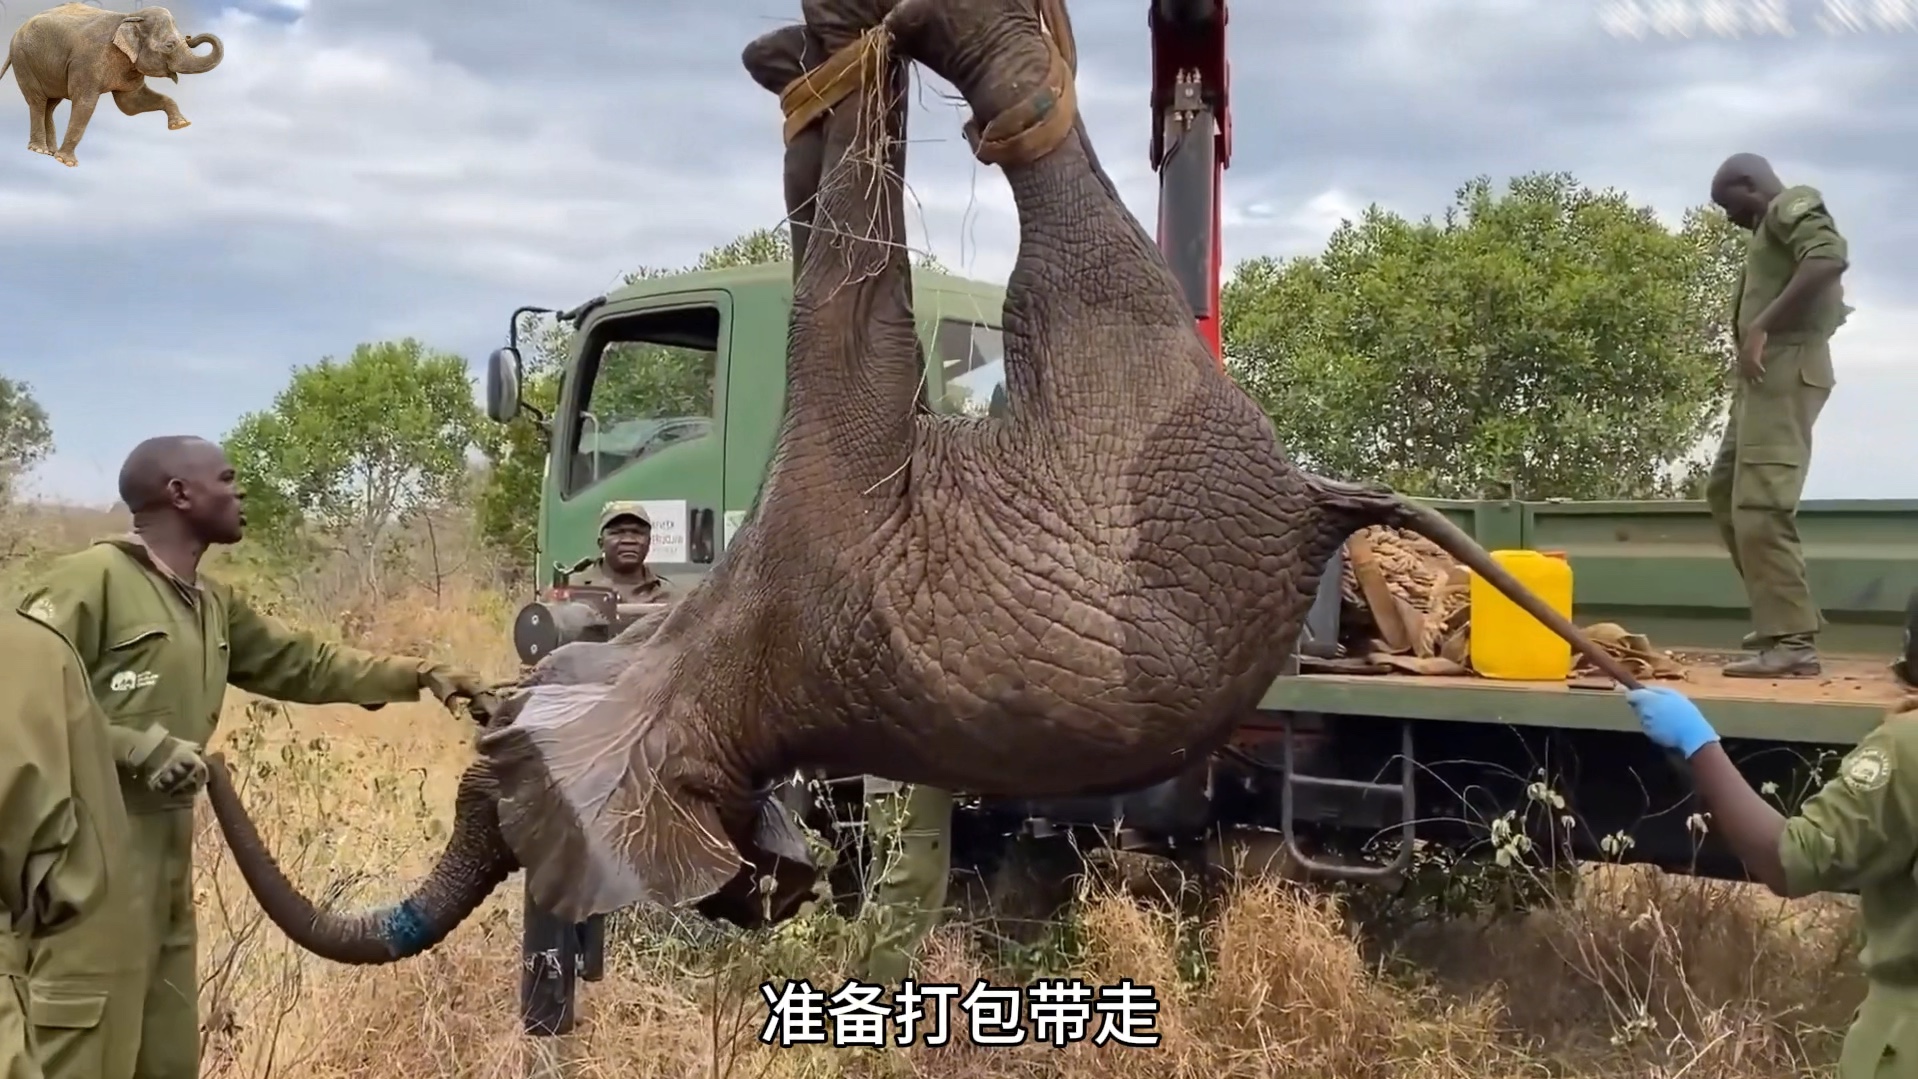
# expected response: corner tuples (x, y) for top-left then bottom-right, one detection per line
(741, 24), (819, 94)
(887, 0), (1059, 139)
(168, 117), (191, 130)
(26, 144), (50, 157)
(801, 0), (901, 53)
(54, 152), (76, 167)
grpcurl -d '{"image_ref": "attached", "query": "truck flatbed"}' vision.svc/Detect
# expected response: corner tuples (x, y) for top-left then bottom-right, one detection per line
(1261, 654), (1905, 746)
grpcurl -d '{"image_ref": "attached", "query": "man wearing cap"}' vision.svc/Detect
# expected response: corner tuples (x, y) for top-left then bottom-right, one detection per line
(564, 501), (675, 602)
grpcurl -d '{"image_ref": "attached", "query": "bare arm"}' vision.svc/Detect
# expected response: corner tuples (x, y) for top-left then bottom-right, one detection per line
(1688, 743), (1789, 894)
(1630, 687), (1918, 901)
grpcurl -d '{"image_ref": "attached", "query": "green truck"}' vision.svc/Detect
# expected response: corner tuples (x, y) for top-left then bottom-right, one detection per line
(482, 261), (1918, 892)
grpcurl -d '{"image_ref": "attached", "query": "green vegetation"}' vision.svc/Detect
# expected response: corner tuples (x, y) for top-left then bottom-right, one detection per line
(1222, 172), (1743, 500)
(0, 375), (53, 504)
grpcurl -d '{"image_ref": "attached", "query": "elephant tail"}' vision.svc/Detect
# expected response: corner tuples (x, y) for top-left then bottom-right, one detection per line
(1309, 471), (1646, 692)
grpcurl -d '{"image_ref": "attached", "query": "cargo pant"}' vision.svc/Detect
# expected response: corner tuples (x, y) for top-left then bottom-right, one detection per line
(855, 779), (954, 985)
(28, 806), (188, 1079)
(1704, 333), (1834, 640)
(1839, 983), (1918, 1078)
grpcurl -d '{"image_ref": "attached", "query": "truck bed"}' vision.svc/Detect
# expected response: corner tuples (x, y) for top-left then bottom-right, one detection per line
(1261, 653), (1906, 745)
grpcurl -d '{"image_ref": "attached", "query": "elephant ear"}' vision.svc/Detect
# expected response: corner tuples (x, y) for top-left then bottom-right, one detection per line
(477, 679), (747, 923)
(112, 17), (144, 65)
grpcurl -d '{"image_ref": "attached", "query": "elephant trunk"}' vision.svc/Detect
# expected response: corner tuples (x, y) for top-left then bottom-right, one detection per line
(203, 753), (516, 965)
(173, 33), (222, 75)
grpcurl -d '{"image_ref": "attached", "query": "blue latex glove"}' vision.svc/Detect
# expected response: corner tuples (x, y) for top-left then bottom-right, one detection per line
(1626, 686), (1719, 758)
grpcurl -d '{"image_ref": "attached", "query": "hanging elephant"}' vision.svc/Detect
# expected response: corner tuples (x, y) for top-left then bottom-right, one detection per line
(200, 0), (1651, 969)
(2, 3), (223, 167)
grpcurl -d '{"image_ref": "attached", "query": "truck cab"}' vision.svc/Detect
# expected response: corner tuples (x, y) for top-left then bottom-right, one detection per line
(485, 262), (1009, 591)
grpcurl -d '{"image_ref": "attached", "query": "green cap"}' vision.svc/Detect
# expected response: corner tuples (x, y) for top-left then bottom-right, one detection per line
(598, 500), (651, 531)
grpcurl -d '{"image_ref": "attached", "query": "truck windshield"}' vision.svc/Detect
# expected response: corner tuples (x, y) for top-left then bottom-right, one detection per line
(933, 317), (1006, 417)
(566, 304), (719, 494)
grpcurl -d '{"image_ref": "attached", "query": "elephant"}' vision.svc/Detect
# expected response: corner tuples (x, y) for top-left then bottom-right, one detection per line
(2, 4), (223, 167)
(199, 0), (1647, 966)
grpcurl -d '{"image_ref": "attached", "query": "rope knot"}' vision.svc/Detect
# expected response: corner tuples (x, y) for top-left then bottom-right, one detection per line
(777, 26), (892, 145)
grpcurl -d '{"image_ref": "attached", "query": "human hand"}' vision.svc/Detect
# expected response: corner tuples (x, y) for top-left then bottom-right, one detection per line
(145, 737), (208, 795)
(419, 663), (489, 708)
(1625, 686), (1719, 758)
(1738, 330), (1767, 382)
(107, 724), (207, 794)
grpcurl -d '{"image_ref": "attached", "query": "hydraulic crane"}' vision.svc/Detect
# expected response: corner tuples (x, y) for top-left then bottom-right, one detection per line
(1148, 0), (1231, 368)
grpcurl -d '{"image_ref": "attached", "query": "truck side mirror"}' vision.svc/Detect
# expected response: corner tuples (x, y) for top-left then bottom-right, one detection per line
(486, 346), (523, 423)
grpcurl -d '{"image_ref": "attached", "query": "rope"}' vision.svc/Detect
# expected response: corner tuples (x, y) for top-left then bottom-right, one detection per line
(777, 27), (890, 145)
(776, 0), (1082, 167)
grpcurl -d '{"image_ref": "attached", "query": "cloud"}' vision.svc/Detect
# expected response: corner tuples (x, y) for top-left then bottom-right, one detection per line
(2, 0), (1912, 507)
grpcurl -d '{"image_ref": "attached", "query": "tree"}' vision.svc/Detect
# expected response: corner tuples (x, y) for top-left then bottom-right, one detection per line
(476, 225), (954, 565)
(225, 339), (483, 587)
(0, 375), (53, 501)
(1221, 172), (1745, 501)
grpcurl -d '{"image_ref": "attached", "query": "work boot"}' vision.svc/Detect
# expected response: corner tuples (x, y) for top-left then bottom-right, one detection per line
(1740, 631), (1767, 651)
(1723, 634), (1821, 679)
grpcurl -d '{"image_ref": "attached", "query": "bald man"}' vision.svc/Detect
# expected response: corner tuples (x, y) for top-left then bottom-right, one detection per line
(1706, 153), (1850, 679)
(14, 435), (493, 1079)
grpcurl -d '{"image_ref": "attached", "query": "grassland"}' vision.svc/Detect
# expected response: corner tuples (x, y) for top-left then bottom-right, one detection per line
(0, 502), (1867, 1079)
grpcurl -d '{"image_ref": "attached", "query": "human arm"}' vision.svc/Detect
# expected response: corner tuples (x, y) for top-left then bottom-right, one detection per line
(1751, 192), (1849, 334)
(1688, 743), (1790, 893)
(223, 589), (486, 709)
(1626, 687), (1918, 898)
(0, 622), (108, 936)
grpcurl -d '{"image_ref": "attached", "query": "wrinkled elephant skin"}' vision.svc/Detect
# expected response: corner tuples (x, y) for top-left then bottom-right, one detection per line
(206, 0), (1636, 964)
(4, 3), (223, 166)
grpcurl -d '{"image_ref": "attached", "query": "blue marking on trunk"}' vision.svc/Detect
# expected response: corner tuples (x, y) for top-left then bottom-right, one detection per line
(380, 899), (432, 957)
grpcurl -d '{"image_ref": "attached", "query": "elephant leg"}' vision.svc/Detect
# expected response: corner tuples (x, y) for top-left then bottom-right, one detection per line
(53, 93), (100, 166)
(37, 100), (60, 155)
(113, 85), (188, 130)
(739, 1), (924, 506)
(741, 25), (828, 276)
(21, 89), (53, 154)
(886, 0), (1218, 432)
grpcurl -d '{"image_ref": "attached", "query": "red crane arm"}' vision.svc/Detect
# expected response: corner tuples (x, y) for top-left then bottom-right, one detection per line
(1148, 0), (1231, 369)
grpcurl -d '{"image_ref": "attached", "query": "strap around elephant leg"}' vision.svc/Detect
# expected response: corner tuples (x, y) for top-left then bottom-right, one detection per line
(778, 27), (892, 144)
(963, 33), (1078, 168)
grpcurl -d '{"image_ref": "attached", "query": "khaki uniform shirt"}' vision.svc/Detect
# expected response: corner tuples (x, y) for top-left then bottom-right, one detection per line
(0, 613), (128, 959)
(1734, 184), (1851, 345)
(16, 536), (428, 813)
(1779, 716), (1918, 979)
(567, 558), (675, 604)
(1779, 712), (1918, 1074)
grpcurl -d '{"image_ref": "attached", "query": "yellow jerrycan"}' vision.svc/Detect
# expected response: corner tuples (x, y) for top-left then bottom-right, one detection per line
(1469, 549), (1575, 681)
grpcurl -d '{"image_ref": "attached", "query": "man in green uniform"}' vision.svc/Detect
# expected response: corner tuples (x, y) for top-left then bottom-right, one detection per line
(854, 780), (954, 984)
(1627, 684), (1918, 1075)
(15, 434), (491, 1079)
(1705, 153), (1850, 678)
(562, 501), (675, 602)
(2, 612), (132, 1079)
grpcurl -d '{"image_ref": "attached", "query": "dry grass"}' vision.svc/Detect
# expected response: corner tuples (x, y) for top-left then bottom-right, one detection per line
(0, 503), (1869, 1079)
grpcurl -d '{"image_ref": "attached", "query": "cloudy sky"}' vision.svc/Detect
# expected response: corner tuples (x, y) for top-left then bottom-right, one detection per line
(3, 0), (1913, 505)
